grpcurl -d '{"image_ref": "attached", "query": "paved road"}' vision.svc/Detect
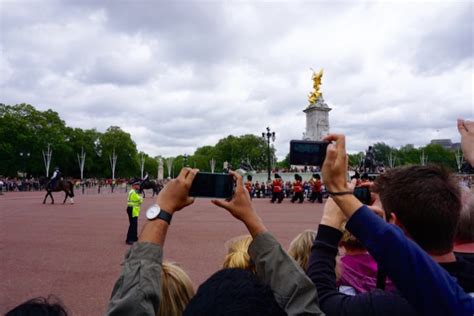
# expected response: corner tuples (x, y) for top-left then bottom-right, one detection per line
(1, 190), (324, 315)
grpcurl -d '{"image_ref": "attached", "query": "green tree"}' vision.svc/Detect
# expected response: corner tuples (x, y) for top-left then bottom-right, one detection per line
(372, 143), (395, 166)
(98, 126), (139, 178)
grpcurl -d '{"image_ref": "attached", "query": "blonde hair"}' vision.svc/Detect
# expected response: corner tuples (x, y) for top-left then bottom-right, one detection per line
(288, 229), (316, 270)
(157, 262), (195, 316)
(223, 235), (254, 270)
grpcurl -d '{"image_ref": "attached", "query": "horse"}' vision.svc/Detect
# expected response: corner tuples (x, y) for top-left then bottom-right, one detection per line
(139, 180), (160, 198)
(42, 179), (75, 204)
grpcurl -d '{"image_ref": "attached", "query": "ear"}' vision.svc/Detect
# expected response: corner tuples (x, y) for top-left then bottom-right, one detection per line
(389, 212), (402, 227)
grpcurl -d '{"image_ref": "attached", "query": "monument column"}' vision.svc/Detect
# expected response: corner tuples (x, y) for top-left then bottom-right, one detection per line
(303, 69), (331, 140)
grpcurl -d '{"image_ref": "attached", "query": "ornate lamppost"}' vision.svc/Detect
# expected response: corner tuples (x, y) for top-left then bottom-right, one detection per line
(19, 151), (30, 177)
(183, 154), (189, 167)
(262, 127), (276, 181)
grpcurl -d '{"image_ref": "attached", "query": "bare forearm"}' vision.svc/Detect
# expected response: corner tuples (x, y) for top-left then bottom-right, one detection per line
(138, 220), (169, 246)
(331, 194), (363, 219)
(243, 213), (267, 238)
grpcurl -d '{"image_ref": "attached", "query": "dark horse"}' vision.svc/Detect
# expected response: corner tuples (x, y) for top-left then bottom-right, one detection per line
(139, 180), (160, 198)
(42, 179), (75, 204)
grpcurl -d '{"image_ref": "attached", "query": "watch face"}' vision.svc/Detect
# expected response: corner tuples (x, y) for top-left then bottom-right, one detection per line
(146, 205), (160, 220)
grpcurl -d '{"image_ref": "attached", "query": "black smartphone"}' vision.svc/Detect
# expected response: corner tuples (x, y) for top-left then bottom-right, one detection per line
(289, 140), (329, 166)
(189, 172), (234, 198)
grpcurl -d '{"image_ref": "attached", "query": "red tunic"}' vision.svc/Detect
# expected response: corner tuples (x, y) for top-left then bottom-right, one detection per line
(272, 179), (283, 193)
(293, 180), (303, 193)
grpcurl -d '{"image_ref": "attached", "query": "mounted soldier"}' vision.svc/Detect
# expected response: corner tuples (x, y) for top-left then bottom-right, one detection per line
(49, 167), (61, 189)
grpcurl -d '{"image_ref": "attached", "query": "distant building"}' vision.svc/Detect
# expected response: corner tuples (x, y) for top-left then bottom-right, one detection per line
(429, 139), (460, 150)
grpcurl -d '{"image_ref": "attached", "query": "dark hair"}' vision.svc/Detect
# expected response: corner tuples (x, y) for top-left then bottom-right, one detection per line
(314, 174), (321, 180)
(247, 175), (253, 181)
(6, 296), (67, 316)
(274, 174), (281, 179)
(372, 165), (461, 255)
(361, 173), (369, 180)
(184, 269), (285, 316)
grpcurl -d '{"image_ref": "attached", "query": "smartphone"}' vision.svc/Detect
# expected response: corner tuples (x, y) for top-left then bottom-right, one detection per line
(289, 140), (329, 166)
(189, 172), (234, 198)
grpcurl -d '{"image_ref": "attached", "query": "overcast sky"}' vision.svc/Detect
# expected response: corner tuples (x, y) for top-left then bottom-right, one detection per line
(1, 0), (472, 159)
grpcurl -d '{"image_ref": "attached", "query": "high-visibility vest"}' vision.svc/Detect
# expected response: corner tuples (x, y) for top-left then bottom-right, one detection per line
(127, 189), (143, 217)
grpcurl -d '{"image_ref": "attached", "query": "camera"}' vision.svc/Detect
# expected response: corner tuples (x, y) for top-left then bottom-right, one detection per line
(289, 140), (329, 166)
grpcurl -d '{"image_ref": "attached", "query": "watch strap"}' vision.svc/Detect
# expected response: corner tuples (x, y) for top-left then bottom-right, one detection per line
(157, 209), (172, 224)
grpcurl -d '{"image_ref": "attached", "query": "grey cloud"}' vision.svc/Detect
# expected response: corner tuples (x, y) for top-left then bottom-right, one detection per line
(413, 3), (473, 74)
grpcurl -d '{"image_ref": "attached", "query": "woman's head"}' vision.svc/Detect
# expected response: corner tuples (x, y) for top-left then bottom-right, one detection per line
(223, 235), (254, 271)
(288, 230), (316, 270)
(158, 262), (195, 316)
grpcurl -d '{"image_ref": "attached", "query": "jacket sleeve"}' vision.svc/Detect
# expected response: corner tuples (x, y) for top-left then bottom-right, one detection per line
(346, 205), (474, 316)
(307, 224), (415, 316)
(105, 242), (163, 316)
(248, 231), (324, 316)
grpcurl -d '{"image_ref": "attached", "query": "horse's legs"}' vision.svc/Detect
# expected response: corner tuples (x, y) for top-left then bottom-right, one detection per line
(50, 192), (55, 204)
(63, 191), (68, 204)
(43, 191), (49, 204)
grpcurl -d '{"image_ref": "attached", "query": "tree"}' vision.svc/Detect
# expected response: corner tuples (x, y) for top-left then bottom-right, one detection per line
(99, 126), (139, 178)
(372, 143), (395, 166)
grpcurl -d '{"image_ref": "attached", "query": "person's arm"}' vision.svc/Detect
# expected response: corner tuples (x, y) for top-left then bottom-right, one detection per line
(212, 171), (323, 316)
(248, 231), (323, 316)
(321, 134), (474, 316)
(346, 204), (474, 316)
(105, 168), (198, 316)
(307, 198), (415, 316)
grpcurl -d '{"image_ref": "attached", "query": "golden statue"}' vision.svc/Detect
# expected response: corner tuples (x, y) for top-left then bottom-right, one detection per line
(308, 68), (323, 105)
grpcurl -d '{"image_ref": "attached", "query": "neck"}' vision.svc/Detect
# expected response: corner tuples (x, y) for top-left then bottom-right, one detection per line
(430, 251), (456, 263)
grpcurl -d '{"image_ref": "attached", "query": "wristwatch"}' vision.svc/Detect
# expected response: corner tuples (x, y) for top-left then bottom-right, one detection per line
(146, 204), (172, 224)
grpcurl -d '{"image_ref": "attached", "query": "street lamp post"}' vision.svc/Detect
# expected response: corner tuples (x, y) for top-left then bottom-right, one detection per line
(183, 154), (189, 167)
(262, 127), (276, 181)
(19, 151), (30, 177)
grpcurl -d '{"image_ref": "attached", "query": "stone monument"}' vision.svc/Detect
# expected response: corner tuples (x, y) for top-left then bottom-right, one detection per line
(303, 69), (331, 140)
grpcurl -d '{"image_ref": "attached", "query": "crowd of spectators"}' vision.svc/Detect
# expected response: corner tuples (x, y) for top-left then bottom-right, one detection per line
(5, 119), (474, 316)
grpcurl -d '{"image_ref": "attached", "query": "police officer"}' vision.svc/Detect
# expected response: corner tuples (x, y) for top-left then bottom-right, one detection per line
(126, 179), (143, 245)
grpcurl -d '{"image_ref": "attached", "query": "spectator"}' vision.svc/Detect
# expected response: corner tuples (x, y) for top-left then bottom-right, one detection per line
(106, 168), (323, 316)
(372, 165), (474, 293)
(223, 235), (253, 270)
(338, 227), (396, 294)
(158, 262), (195, 316)
(184, 268), (286, 315)
(6, 296), (67, 316)
(288, 229), (316, 271)
(316, 133), (474, 315)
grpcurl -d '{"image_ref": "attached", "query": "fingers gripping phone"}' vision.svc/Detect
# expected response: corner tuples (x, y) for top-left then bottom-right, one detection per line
(189, 172), (234, 198)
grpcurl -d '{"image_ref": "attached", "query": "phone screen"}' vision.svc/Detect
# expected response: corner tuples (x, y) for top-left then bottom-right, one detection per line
(189, 172), (234, 198)
(289, 140), (329, 166)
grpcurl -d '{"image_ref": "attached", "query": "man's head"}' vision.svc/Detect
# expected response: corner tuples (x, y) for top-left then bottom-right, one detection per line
(184, 268), (285, 316)
(372, 165), (461, 255)
(6, 297), (67, 316)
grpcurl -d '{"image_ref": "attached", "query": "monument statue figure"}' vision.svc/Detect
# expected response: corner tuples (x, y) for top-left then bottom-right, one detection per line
(361, 146), (376, 173)
(308, 68), (324, 105)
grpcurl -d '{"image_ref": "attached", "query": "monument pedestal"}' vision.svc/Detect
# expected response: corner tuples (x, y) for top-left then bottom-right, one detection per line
(303, 96), (331, 141)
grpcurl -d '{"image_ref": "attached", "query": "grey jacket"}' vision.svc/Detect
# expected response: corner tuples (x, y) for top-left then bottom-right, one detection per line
(105, 232), (323, 316)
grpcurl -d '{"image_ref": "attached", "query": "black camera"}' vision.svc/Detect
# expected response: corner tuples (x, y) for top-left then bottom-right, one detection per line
(289, 140), (329, 166)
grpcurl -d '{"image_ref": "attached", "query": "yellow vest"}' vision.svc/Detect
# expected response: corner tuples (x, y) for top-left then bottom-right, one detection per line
(127, 189), (143, 217)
